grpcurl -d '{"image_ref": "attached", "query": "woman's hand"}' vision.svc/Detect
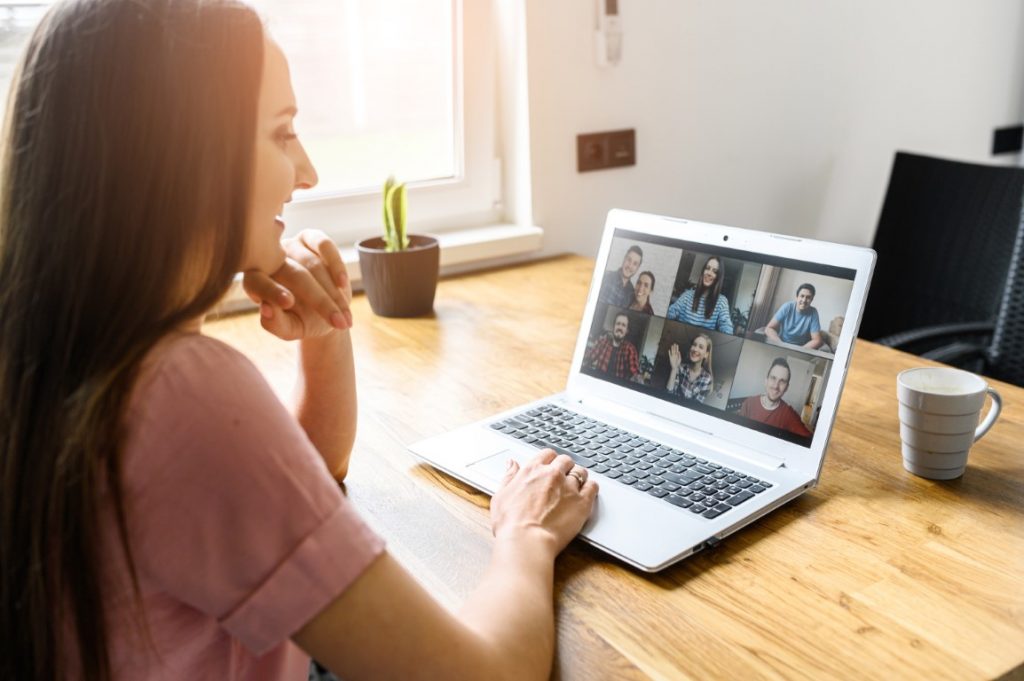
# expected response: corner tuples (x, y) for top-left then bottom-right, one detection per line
(490, 449), (598, 557)
(242, 230), (353, 341)
(668, 343), (682, 370)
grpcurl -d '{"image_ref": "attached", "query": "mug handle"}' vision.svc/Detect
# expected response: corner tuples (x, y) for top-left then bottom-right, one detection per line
(973, 387), (1002, 442)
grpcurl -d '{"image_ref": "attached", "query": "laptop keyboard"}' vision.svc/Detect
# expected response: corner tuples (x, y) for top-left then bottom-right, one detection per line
(489, 404), (772, 520)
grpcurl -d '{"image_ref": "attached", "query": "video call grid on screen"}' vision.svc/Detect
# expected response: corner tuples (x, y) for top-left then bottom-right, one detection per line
(582, 229), (857, 447)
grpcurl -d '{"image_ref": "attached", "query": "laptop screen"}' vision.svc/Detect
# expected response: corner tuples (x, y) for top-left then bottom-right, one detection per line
(582, 229), (857, 447)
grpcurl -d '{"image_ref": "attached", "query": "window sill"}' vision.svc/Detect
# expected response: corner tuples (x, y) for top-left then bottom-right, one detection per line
(211, 223), (544, 316)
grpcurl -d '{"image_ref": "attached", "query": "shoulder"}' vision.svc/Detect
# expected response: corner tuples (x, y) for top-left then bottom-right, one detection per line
(124, 333), (308, 483)
(136, 332), (265, 398)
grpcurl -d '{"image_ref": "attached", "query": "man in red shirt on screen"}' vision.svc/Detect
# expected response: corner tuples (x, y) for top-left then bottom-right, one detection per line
(739, 357), (812, 437)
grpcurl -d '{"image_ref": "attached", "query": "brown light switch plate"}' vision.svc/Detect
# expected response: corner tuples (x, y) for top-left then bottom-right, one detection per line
(577, 128), (636, 172)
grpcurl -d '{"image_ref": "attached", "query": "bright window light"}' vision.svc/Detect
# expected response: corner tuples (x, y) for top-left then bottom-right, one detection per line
(252, 0), (459, 197)
(0, 1), (459, 200)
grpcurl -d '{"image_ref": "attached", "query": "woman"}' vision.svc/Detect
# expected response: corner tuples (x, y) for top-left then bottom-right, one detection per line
(0, 2), (597, 680)
(666, 334), (714, 403)
(666, 256), (734, 333)
(628, 270), (656, 314)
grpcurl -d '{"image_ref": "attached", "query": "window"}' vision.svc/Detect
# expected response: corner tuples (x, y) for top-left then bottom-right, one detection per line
(252, 0), (501, 245)
(0, 0), (503, 247)
(0, 3), (52, 99)
(251, 0), (459, 197)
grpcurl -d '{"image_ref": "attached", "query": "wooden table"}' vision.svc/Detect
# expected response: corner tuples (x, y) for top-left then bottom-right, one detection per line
(206, 256), (1024, 680)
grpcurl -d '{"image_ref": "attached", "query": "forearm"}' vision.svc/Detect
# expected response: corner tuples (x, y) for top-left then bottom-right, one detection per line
(667, 367), (679, 390)
(765, 326), (781, 341)
(457, 533), (557, 681)
(295, 330), (357, 479)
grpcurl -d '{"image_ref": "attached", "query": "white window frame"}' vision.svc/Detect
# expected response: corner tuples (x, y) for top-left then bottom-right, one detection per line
(280, 0), (504, 248)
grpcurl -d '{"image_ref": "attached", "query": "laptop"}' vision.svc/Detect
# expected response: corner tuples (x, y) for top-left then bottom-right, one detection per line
(410, 209), (876, 572)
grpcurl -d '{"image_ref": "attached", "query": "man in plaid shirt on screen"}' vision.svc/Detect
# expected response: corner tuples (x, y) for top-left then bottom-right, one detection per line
(585, 313), (640, 382)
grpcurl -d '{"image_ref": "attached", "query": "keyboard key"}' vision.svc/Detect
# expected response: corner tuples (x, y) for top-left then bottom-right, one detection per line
(636, 481), (653, 491)
(620, 475), (638, 486)
(604, 469), (623, 479)
(593, 464), (609, 474)
(690, 504), (708, 514)
(666, 495), (693, 509)
(750, 484), (766, 494)
(648, 488), (669, 498)
(737, 480), (752, 489)
(728, 490), (755, 506)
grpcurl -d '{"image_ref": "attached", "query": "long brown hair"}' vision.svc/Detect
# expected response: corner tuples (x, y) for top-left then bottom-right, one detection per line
(0, 1), (264, 678)
(691, 256), (724, 319)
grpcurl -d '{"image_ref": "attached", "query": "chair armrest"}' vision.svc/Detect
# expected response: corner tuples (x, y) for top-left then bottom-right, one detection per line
(920, 341), (988, 365)
(873, 321), (994, 349)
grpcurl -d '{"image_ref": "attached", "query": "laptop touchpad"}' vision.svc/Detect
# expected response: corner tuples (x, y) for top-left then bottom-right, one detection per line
(466, 450), (515, 484)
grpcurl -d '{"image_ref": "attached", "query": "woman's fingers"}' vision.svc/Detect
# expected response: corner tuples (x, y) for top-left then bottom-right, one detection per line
(243, 270), (295, 308)
(273, 258), (349, 331)
(552, 454), (575, 475)
(258, 300), (303, 340)
(500, 459), (520, 488)
(300, 229), (350, 291)
(282, 232), (353, 329)
(534, 448), (558, 465)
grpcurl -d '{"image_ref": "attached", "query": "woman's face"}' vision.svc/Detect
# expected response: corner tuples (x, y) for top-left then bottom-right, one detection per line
(701, 258), (720, 288)
(689, 336), (709, 364)
(243, 39), (319, 273)
(635, 273), (653, 302)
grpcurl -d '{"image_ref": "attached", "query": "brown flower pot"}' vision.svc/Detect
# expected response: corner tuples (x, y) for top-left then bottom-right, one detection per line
(356, 234), (440, 317)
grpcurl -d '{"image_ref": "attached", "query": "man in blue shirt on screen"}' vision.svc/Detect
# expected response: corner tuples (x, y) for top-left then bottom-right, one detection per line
(765, 283), (823, 349)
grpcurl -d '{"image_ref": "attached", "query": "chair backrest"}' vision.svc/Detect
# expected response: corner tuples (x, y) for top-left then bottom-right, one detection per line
(987, 207), (1024, 387)
(859, 151), (1024, 341)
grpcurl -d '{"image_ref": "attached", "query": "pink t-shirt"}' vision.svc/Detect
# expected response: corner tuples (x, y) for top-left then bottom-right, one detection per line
(98, 332), (384, 680)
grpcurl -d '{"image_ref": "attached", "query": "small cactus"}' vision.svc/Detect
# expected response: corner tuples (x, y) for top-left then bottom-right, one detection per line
(382, 176), (409, 252)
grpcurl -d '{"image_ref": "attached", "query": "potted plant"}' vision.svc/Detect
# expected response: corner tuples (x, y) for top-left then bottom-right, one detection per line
(356, 177), (440, 317)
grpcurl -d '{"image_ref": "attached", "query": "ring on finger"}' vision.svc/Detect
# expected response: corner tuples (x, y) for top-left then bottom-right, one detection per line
(568, 469), (586, 487)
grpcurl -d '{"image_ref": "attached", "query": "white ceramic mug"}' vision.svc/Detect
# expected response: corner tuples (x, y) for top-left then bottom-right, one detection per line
(896, 367), (1002, 480)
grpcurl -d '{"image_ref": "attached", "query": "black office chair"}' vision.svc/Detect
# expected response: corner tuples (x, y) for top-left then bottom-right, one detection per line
(906, 219), (1024, 387)
(861, 151), (1024, 373)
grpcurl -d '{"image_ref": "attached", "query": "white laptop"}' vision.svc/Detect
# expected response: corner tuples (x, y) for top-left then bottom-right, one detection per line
(410, 209), (876, 572)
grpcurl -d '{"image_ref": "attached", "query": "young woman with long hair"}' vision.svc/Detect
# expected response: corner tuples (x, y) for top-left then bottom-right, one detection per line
(666, 256), (735, 333)
(0, 1), (597, 679)
(666, 333), (715, 403)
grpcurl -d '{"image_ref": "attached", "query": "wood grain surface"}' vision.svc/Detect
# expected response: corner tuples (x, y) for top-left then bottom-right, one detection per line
(205, 256), (1024, 680)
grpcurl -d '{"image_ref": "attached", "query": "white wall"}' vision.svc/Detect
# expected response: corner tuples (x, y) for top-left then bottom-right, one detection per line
(524, 0), (1024, 257)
